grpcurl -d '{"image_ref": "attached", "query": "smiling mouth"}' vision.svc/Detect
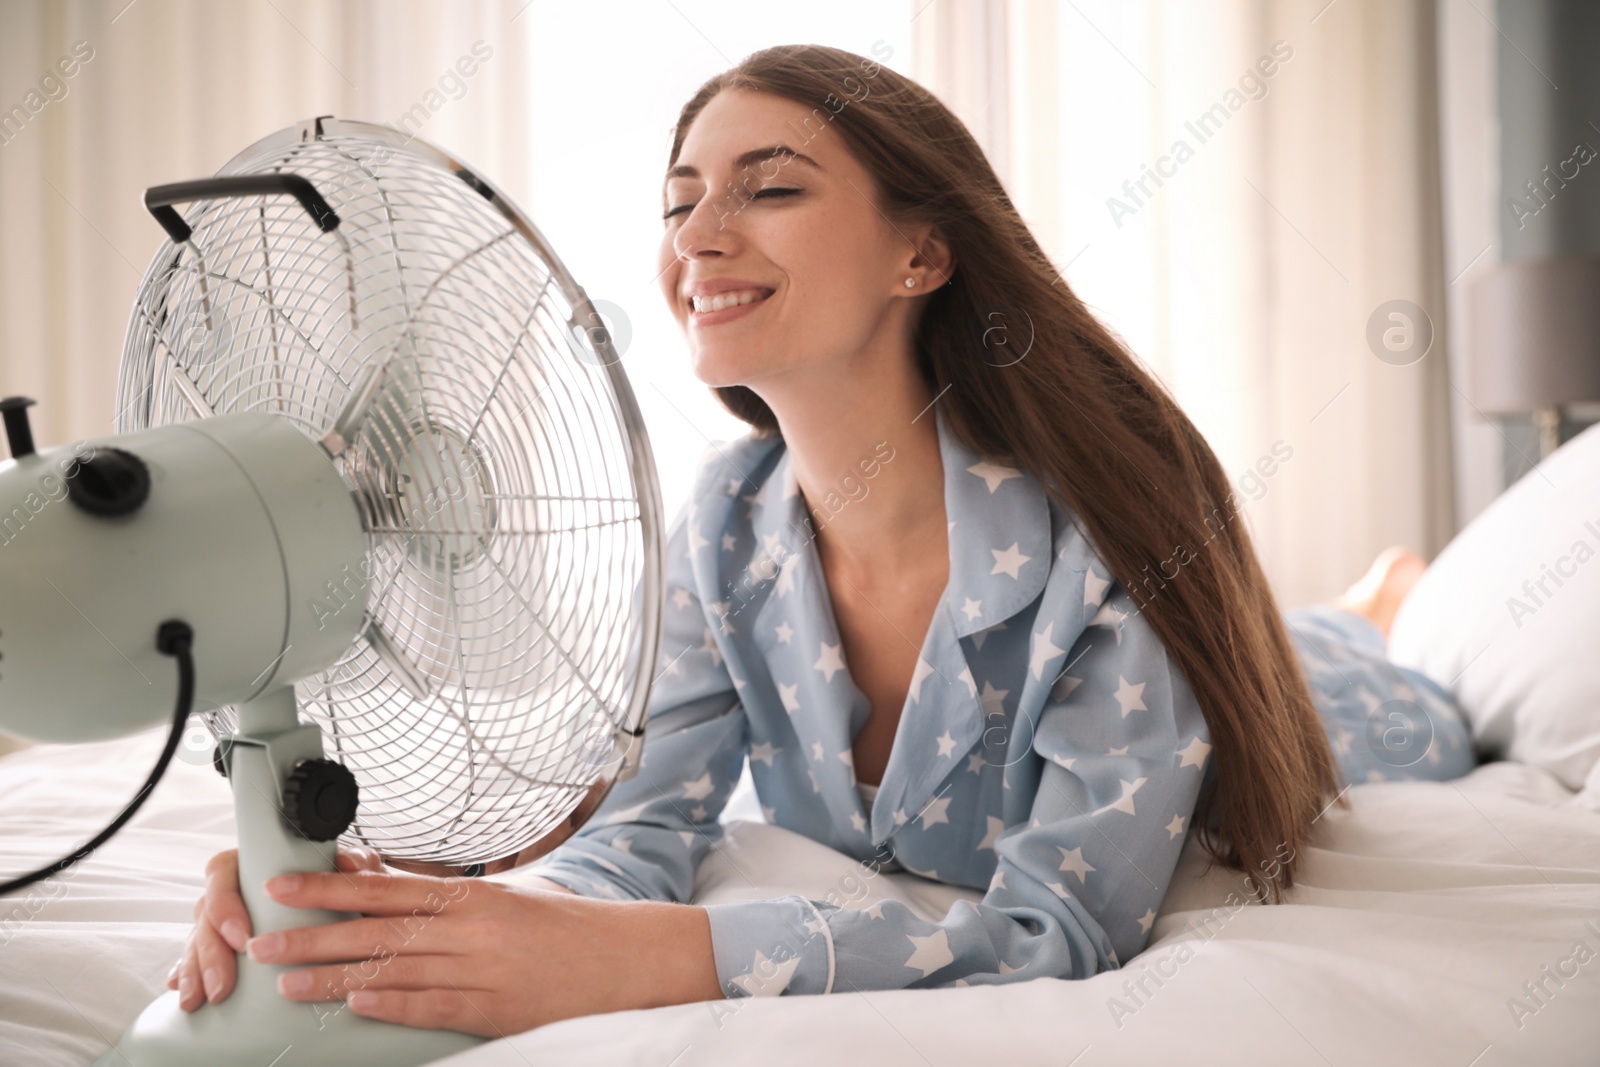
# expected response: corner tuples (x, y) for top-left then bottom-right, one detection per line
(690, 288), (774, 314)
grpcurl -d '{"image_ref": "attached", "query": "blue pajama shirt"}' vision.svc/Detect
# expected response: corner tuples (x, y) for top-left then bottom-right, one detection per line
(529, 404), (1474, 998)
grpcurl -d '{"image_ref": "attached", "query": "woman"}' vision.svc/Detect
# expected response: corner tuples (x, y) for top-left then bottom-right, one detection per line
(168, 44), (1474, 1034)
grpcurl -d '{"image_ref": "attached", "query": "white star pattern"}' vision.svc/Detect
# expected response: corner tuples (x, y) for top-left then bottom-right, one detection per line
(970, 621), (1006, 651)
(1083, 568), (1111, 608)
(991, 542), (1032, 579)
(1090, 600), (1126, 643)
(1052, 674), (1084, 702)
(919, 795), (953, 829)
(1030, 623), (1066, 681)
(967, 460), (1023, 493)
(908, 657), (937, 702)
(551, 417), (1399, 1002)
(814, 642), (846, 681)
(1057, 846), (1096, 884)
(774, 552), (799, 596)
(1177, 736), (1211, 770)
(1113, 676), (1148, 717)
(1093, 777), (1148, 817)
(904, 929), (955, 976)
(979, 680), (1010, 718)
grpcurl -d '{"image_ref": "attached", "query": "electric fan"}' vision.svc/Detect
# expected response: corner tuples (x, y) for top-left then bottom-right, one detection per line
(0, 116), (664, 1066)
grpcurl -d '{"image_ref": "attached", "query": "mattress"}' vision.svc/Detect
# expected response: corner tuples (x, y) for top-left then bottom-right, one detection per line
(2, 728), (1598, 1066)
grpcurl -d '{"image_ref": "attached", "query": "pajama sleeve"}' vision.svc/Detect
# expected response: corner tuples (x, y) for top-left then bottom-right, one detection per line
(526, 494), (748, 904)
(700, 582), (1212, 997)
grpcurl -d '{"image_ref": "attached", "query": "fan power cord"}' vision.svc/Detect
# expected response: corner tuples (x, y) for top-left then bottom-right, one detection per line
(0, 621), (196, 897)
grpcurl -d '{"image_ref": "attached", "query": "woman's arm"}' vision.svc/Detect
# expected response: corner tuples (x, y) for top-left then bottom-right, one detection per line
(253, 863), (723, 1032)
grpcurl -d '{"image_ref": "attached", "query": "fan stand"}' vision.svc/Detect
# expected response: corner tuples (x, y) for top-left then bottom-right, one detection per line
(95, 686), (484, 1067)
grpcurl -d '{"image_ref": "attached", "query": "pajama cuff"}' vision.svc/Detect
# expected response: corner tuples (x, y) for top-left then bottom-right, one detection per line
(703, 895), (837, 998)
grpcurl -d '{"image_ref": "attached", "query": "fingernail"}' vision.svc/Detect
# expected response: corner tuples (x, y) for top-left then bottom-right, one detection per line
(178, 970), (196, 1007)
(265, 874), (302, 896)
(348, 990), (377, 1012)
(247, 932), (285, 962)
(202, 967), (221, 1001)
(220, 919), (248, 951)
(278, 971), (311, 996)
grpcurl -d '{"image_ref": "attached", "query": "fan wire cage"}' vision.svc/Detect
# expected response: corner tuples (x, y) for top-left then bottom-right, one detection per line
(115, 118), (663, 866)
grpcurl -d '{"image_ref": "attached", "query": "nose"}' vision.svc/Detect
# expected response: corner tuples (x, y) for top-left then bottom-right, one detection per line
(672, 191), (739, 263)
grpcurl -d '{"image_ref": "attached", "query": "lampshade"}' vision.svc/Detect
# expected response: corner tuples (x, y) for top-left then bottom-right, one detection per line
(1466, 256), (1600, 415)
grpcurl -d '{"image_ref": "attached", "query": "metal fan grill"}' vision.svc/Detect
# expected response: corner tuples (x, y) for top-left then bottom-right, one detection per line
(115, 116), (663, 866)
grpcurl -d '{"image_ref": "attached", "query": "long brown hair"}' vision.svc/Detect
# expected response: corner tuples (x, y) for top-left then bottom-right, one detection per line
(667, 44), (1345, 900)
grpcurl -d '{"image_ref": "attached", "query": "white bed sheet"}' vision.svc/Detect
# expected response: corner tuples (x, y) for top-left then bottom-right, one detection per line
(2, 729), (1597, 1066)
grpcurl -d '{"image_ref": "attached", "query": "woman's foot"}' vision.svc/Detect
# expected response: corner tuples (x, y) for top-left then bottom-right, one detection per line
(1331, 546), (1427, 642)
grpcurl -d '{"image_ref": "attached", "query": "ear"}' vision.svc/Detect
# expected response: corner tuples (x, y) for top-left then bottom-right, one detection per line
(905, 222), (956, 289)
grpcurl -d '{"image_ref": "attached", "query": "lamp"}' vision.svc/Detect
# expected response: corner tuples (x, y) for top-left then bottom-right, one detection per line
(1467, 256), (1600, 459)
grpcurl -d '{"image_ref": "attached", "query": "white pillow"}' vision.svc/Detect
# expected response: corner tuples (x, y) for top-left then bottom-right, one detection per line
(1388, 420), (1600, 804)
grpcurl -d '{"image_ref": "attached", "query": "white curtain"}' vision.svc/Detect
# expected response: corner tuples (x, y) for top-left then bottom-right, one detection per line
(3, 0), (1463, 610)
(917, 0), (1459, 608)
(0, 0), (534, 445)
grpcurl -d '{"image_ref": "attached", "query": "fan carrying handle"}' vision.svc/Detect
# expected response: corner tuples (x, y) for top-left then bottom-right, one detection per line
(143, 174), (341, 244)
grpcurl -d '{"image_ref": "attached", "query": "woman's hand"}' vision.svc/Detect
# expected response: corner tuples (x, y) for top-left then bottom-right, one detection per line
(167, 846), (387, 1011)
(245, 866), (723, 1035)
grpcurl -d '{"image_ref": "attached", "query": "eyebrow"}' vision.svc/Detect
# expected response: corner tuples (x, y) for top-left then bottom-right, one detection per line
(664, 144), (823, 183)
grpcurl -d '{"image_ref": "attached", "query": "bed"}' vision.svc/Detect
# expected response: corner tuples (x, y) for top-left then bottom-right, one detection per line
(2, 728), (1598, 1067)
(8, 425), (1600, 1066)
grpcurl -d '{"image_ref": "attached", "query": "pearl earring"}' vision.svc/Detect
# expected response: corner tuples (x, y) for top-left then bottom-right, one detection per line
(904, 277), (916, 289)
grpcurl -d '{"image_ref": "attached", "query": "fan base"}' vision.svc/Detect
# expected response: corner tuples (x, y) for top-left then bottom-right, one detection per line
(92, 957), (483, 1066)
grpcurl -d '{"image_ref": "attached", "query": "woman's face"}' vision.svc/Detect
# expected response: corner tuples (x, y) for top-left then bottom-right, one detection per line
(658, 89), (929, 394)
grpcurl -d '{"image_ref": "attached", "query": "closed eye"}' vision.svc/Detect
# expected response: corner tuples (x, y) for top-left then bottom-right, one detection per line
(663, 187), (803, 220)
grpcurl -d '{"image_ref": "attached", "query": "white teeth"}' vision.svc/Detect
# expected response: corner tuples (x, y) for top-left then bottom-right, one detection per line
(691, 289), (770, 314)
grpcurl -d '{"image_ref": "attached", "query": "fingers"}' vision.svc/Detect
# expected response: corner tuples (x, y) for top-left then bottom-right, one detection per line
(202, 850), (251, 953)
(273, 953), (463, 1002)
(193, 905), (240, 1005)
(176, 941), (205, 1012)
(258, 865), (472, 920)
(335, 847), (384, 874)
(247, 910), (465, 967)
(345, 987), (499, 1037)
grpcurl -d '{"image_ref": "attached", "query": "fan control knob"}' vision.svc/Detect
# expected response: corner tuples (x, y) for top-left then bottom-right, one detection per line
(67, 448), (152, 517)
(281, 758), (359, 841)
